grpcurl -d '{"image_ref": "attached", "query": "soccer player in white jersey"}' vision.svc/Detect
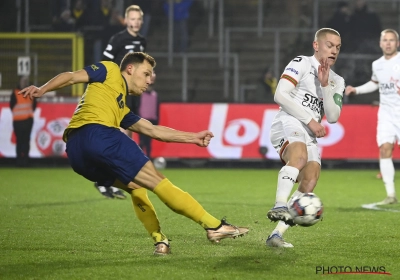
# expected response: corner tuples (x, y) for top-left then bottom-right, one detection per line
(266, 28), (345, 247)
(345, 29), (399, 205)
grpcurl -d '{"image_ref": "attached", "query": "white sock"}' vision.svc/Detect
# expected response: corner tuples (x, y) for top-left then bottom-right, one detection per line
(380, 158), (396, 197)
(270, 221), (290, 237)
(275, 166), (299, 208)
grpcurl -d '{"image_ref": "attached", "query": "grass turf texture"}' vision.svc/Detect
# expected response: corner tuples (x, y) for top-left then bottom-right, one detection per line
(1, 168), (399, 280)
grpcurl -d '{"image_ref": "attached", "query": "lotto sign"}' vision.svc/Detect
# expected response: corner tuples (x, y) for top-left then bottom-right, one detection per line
(151, 103), (400, 160)
(17, 56), (31, 76)
(0, 102), (399, 160)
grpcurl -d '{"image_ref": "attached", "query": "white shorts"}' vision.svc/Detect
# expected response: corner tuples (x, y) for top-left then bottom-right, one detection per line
(270, 110), (321, 165)
(377, 108), (400, 147)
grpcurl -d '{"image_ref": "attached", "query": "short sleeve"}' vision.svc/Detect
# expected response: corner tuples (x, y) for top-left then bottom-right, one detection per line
(120, 111), (141, 129)
(83, 62), (107, 83)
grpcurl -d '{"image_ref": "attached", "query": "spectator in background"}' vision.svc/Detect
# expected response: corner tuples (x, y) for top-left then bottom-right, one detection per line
(92, 0), (125, 63)
(71, 0), (90, 32)
(325, 1), (351, 52)
(261, 67), (277, 97)
(251, 67), (277, 103)
(138, 72), (159, 159)
(129, 0), (152, 37)
(348, 0), (382, 53)
(51, 0), (73, 31)
(9, 76), (37, 167)
(52, 9), (76, 32)
(163, 0), (193, 53)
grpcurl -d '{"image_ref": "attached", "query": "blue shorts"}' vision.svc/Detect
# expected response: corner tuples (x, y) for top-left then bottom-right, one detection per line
(65, 124), (149, 187)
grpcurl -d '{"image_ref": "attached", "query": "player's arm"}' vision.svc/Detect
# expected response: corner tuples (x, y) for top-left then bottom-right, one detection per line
(128, 118), (213, 147)
(321, 81), (343, 123)
(275, 79), (326, 137)
(345, 81), (379, 96)
(19, 70), (89, 99)
(275, 79), (312, 125)
(316, 58), (342, 123)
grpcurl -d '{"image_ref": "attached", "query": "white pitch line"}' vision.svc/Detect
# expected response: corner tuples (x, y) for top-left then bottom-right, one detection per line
(361, 203), (400, 212)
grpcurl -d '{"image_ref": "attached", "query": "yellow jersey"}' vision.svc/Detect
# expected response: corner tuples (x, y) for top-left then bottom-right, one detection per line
(63, 61), (140, 141)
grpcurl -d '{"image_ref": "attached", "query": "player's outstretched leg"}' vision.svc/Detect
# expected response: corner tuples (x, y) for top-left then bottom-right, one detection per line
(153, 178), (249, 242)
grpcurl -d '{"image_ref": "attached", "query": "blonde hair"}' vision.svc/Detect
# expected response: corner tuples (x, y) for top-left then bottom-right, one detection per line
(125, 5), (143, 18)
(314, 28), (341, 41)
(381, 29), (399, 41)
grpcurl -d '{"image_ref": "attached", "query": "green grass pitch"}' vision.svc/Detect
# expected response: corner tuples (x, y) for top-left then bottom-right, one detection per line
(1, 167), (399, 279)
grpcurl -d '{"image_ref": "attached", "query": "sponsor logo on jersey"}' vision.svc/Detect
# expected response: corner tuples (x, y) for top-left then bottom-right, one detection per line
(302, 93), (323, 114)
(380, 77), (400, 94)
(285, 67), (299, 75)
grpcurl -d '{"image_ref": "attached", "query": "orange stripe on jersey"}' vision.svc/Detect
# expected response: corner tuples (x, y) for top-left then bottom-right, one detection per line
(281, 74), (297, 86)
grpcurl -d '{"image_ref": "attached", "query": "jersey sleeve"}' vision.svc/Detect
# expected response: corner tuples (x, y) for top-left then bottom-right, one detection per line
(83, 62), (107, 83)
(280, 56), (309, 86)
(120, 111), (141, 129)
(102, 35), (119, 61)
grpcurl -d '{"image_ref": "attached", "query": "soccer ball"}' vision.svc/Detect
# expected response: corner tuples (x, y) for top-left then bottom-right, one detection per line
(153, 157), (167, 169)
(288, 192), (323, 227)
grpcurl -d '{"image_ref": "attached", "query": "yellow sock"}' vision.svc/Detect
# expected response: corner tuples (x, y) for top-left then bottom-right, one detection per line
(132, 188), (167, 242)
(153, 178), (221, 229)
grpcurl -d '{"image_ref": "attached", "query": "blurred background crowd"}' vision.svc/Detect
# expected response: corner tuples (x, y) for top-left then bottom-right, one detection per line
(0, 0), (397, 105)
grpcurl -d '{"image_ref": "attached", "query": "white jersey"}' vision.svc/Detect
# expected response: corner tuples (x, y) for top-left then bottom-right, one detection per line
(280, 55), (345, 123)
(371, 53), (400, 111)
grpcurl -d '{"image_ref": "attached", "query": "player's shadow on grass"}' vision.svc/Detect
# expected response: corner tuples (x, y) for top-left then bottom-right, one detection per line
(16, 198), (106, 208)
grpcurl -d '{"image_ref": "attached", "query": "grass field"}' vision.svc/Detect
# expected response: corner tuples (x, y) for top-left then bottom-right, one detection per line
(1, 167), (399, 280)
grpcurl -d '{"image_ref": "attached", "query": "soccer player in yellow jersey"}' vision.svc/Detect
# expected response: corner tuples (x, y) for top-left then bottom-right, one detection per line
(20, 52), (249, 255)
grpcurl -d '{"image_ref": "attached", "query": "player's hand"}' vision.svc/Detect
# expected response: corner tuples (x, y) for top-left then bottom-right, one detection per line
(19, 85), (45, 100)
(307, 119), (326, 138)
(318, 58), (330, 87)
(344, 85), (356, 96)
(195, 130), (214, 147)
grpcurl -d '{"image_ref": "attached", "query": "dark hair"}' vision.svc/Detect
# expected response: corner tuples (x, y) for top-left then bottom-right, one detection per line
(120, 52), (156, 71)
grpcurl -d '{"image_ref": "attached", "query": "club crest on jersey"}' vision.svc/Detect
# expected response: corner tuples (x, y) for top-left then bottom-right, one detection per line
(393, 64), (400, 72)
(290, 131), (301, 138)
(329, 80), (336, 89)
